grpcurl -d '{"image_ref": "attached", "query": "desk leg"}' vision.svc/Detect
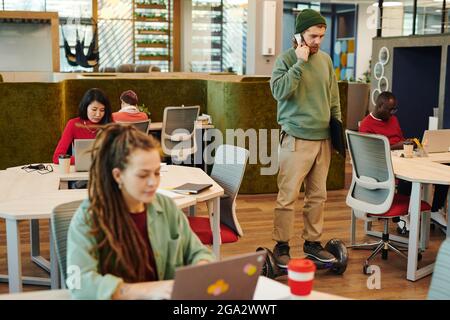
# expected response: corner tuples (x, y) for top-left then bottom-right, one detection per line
(420, 211), (431, 251)
(209, 197), (221, 260)
(407, 182), (421, 281)
(203, 129), (208, 173)
(421, 184), (432, 249)
(6, 219), (23, 293)
(350, 211), (356, 245)
(423, 184), (433, 205)
(49, 229), (60, 289)
(30, 219), (40, 257)
(30, 219), (50, 273)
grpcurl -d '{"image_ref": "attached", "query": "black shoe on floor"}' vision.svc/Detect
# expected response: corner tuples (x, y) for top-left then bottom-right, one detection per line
(273, 242), (290, 268)
(303, 241), (336, 263)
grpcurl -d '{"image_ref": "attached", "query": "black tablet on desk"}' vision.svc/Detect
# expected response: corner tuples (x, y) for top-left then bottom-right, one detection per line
(173, 183), (213, 194)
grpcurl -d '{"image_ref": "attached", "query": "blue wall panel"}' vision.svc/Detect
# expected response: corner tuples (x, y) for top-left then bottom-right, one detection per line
(392, 46), (441, 139)
(444, 46), (450, 129)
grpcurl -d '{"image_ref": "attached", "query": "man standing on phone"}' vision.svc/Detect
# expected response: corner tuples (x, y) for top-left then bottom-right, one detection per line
(270, 9), (341, 267)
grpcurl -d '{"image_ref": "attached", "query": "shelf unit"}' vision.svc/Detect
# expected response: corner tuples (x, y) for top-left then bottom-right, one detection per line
(190, 0), (223, 72)
(134, 0), (172, 71)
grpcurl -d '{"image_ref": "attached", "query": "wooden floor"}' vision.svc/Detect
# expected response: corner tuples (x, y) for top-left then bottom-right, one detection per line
(0, 160), (446, 299)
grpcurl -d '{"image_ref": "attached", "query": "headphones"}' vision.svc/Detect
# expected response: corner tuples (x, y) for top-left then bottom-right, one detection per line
(21, 164), (53, 174)
(22, 164), (46, 170)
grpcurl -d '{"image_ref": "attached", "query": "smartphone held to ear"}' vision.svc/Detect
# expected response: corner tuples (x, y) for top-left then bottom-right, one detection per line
(294, 33), (310, 58)
(294, 33), (302, 45)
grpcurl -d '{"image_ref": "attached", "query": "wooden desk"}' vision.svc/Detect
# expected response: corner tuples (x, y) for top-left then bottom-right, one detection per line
(0, 276), (348, 300)
(0, 165), (223, 293)
(390, 152), (450, 281)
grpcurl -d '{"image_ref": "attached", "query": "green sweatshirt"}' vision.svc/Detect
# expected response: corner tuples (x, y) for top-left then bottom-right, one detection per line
(270, 48), (341, 140)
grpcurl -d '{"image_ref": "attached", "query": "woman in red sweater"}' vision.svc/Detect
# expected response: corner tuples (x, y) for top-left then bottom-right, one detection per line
(53, 88), (113, 164)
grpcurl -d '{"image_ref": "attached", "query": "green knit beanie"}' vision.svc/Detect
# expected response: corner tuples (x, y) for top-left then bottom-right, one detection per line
(295, 9), (326, 34)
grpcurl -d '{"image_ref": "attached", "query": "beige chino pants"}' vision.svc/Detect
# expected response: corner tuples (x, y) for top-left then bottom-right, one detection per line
(273, 133), (331, 243)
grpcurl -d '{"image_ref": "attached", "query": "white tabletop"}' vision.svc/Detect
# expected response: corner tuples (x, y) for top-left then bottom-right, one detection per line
(391, 151), (450, 185)
(0, 165), (222, 221)
(159, 165), (223, 202)
(0, 276), (347, 300)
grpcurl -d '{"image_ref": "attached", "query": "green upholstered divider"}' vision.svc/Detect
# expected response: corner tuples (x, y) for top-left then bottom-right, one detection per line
(62, 79), (207, 123)
(0, 76), (346, 194)
(207, 79), (348, 194)
(207, 80), (278, 194)
(0, 82), (62, 168)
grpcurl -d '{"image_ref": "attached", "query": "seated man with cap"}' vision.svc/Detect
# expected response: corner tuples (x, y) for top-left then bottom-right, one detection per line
(113, 90), (149, 122)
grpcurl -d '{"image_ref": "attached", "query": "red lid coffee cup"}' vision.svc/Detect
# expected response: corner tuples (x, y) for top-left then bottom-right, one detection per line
(287, 258), (316, 296)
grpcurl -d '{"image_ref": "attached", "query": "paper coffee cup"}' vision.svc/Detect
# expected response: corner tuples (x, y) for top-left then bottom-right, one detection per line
(58, 154), (71, 174)
(403, 142), (414, 158)
(288, 258), (316, 297)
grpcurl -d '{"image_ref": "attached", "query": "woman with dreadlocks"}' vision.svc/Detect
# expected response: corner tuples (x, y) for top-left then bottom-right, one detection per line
(66, 123), (214, 299)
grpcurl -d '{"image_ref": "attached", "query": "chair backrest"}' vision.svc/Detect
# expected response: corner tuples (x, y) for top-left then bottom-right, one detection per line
(99, 66), (116, 72)
(117, 120), (151, 134)
(162, 105), (199, 135)
(148, 65), (161, 72)
(428, 239), (450, 299)
(211, 144), (249, 236)
(345, 130), (396, 216)
(134, 64), (150, 72)
(50, 200), (83, 285)
(116, 63), (135, 73)
(161, 105), (200, 161)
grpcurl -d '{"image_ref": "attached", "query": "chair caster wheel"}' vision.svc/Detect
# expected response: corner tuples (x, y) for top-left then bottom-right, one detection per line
(396, 226), (408, 235)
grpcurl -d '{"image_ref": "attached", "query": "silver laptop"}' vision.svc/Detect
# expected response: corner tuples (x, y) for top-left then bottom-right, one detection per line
(73, 139), (95, 172)
(171, 251), (266, 300)
(422, 129), (450, 153)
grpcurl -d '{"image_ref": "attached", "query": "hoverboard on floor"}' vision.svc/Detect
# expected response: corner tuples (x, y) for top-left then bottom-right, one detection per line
(257, 239), (348, 279)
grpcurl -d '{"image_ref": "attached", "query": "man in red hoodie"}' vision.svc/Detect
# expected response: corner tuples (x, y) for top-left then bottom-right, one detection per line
(359, 91), (448, 234)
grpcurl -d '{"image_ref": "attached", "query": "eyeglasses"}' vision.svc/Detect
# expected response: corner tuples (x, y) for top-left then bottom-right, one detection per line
(389, 106), (398, 114)
(21, 164), (54, 174)
(383, 104), (398, 114)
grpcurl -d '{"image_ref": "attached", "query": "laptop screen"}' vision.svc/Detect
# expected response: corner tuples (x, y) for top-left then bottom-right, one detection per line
(171, 251), (266, 300)
(73, 139), (95, 172)
(422, 130), (450, 153)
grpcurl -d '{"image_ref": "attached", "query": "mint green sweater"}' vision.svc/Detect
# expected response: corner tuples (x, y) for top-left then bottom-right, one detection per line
(270, 48), (341, 140)
(66, 194), (215, 299)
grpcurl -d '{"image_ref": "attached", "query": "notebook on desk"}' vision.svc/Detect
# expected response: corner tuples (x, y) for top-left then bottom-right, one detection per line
(173, 183), (212, 194)
(171, 251), (266, 300)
